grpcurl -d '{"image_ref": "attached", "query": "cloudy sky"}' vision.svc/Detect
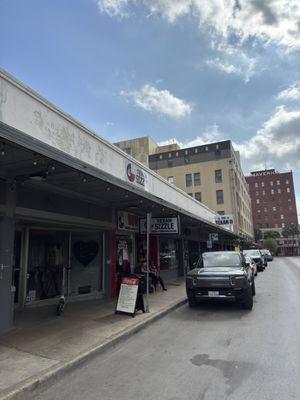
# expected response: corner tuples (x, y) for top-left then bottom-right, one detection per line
(1, 0), (300, 219)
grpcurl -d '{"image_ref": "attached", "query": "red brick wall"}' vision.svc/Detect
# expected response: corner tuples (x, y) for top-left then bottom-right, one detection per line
(245, 170), (298, 230)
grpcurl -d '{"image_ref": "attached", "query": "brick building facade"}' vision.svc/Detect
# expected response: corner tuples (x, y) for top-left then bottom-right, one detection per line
(245, 169), (298, 232)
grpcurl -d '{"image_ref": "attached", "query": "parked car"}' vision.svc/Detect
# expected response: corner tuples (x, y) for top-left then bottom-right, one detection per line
(244, 255), (257, 277)
(243, 249), (265, 272)
(186, 251), (255, 310)
(260, 250), (268, 267)
(261, 249), (273, 262)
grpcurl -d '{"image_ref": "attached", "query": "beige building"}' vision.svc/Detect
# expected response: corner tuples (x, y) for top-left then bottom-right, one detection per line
(114, 136), (158, 166)
(115, 137), (254, 239)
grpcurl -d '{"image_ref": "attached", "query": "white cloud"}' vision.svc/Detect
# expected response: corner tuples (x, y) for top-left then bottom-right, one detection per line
(277, 82), (300, 102)
(97, 0), (300, 51)
(234, 106), (300, 173)
(97, 0), (131, 17)
(158, 123), (224, 148)
(120, 84), (192, 118)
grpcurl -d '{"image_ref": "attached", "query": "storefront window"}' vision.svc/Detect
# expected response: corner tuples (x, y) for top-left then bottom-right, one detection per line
(70, 232), (103, 295)
(26, 230), (103, 302)
(116, 236), (133, 279)
(26, 231), (69, 302)
(159, 239), (179, 270)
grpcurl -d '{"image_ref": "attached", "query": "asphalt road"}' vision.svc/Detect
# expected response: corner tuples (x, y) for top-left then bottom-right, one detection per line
(25, 257), (300, 400)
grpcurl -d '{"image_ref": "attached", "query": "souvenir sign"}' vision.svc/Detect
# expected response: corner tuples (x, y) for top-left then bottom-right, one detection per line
(214, 214), (234, 232)
(140, 217), (179, 234)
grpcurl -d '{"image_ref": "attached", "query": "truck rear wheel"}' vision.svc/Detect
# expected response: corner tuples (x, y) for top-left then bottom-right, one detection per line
(242, 286), (253, 310)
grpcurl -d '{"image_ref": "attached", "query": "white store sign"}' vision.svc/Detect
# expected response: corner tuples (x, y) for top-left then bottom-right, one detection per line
(125, 161), (149, 191)
(140, 217), (179, 234)
(214, 214), (234, 231)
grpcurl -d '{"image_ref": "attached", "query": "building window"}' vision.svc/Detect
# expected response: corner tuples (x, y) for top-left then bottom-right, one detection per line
(168, 153), (172, 158)
(261, 182), (265, 187)
(273, 206), (276, 211)
(270, 181), (273, 186)
(216, 190), (224, 204)
(215, 169), (222, 183)
(262, 190), (265, 195)
(159, 154), (163, 160)
(282, 223), (285, 228)
(286, 179), (289, 184)
(188, 193), (193, 197)
(256, 191), (259, 196)
(264, 207), (267, 212)
(275, 223), (278, 228)
(216, 144), (219, 150)
(176, 152), (179, 157)
(195, 192), (202, 202)
(167, 160), (173, 168)
(185, 150), (188, 155)
(257, 209), (261, 213)
(194, 172), (201, 186)
(287, 187), (290, 193)
(255, 182), (258, 188)
(288, 198), (292, 203)
(185, 174), (192, 187)
(256, 199), (260, 204)
(217, 211), (225, 215)
(271, 189), (274, 194)
(123, 147), (131, 155)
(205, 146), (208, 151)
(277, 180), (280, 185)
(167, 176), (174, 184)
(280, 214), (284, 220)
(195, 148), (198, 153)
(277, 188), (281, 193)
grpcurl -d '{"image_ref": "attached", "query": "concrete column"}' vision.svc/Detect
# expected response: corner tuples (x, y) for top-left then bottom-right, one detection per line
(0, 182), (16, 332)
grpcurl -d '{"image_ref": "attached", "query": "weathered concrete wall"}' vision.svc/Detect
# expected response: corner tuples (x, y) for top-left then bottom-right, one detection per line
(0, 69), (217, 227)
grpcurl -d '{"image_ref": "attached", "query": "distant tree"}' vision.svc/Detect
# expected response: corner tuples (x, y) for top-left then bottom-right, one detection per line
(262, 238), (278, 254)
(263, 230), (280, 239)
(254, 228), (262, 242)
(281, 224), (300, 238)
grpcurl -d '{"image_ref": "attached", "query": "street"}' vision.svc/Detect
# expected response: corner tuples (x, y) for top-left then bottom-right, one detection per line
(25, 257), (300, 400)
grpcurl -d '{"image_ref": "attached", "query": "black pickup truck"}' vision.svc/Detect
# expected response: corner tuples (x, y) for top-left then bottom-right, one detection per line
(186, 251), (255, 310)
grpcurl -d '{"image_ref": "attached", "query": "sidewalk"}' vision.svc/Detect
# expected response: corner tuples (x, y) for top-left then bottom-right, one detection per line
(0, 280), (186, 400)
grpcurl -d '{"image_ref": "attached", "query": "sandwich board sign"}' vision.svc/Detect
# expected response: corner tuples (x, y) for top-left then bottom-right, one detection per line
(116, 276), (145, 316)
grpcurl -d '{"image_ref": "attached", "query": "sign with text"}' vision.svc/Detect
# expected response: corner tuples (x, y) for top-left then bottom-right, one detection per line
(209, 233), (219, 242)
(251, 169), (276, 177)
(140, 217), (179, 235)
(125, 161), (149, 191)
(117, 211), (139, 232)
(214, 214), (234, 231)
(116, 277), (140, 315)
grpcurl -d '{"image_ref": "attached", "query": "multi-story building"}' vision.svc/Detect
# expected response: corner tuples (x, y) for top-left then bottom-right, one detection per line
(115, 137), (254, 239)
(245, 169), (298, 233)
(114, 136), (158, 167)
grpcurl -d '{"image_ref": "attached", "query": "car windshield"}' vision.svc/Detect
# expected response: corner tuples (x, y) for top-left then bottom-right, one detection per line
(243, 250), (261, 257)
(202, 253), (241, 268)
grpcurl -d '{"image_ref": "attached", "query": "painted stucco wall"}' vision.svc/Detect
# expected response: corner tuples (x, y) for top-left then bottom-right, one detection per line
(0, 69), (218, 226)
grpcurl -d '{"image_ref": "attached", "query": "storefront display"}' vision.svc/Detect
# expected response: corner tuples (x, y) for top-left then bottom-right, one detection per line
(26, 231), (68, 302)
(26, 230), (103, 303)
(159, 238), (179, 271)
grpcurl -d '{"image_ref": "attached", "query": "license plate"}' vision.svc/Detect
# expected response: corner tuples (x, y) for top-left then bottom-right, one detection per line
(208, 291), (220, 297)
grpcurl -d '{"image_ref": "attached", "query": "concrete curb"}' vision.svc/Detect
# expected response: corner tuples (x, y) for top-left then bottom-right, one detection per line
(0, 297), (187, 400)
